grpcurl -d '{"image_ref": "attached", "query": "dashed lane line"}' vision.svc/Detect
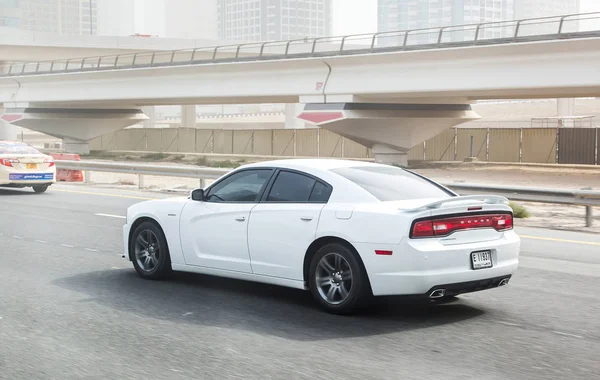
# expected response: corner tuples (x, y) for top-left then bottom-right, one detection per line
(95, 213), (126, 219)
(520, 235), (600, 246)
(52, 188), (156, 201)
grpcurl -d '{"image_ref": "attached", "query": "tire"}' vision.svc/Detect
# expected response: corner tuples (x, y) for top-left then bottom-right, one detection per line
(308, 242), (371, 315)
(130, 221), (172, 280)
(32, 185), (49, 193)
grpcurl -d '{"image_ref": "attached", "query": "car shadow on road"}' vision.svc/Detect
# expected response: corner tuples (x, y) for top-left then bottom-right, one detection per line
(54, 269), (485, 341)
(0, 188), (36, 196)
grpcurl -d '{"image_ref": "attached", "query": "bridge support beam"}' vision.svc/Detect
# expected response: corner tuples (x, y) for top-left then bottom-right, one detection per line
(0, 108), (147, 154)
(298, 103), (479, 166)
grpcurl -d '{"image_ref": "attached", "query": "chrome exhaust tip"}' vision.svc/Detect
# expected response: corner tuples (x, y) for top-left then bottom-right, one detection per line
(429, 289), (446, 299)
(498, 278), (510, 287)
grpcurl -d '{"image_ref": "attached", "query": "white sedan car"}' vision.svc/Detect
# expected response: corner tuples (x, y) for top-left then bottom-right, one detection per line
(123, 159), (519, 314)
(0, 141), (56, 193)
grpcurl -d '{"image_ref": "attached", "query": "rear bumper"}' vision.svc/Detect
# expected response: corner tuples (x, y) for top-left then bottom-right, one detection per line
(355, 230), (520, 296)
(0, 172), (56, 185)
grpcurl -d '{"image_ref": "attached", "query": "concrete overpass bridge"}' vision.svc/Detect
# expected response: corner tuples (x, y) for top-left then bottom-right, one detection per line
(1, 13), (600, 164)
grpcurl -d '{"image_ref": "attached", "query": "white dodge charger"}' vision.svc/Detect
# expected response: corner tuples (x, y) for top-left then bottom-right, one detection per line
(123, 159), (520, 314)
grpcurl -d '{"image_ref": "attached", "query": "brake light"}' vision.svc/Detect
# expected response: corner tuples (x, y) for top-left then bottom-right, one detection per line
(411, 213), (513, 238)
(43, 158), (55, 167)
(0, 158), (19, 167)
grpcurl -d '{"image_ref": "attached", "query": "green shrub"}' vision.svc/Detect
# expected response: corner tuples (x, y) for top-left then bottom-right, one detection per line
(509, 202), (530, 218)
(142, 152), (167, 160)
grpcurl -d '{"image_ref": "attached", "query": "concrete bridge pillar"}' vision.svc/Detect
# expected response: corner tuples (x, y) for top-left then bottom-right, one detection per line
(0, 105), (18, 141)
(298, 103), (479, 166)
(142, 106), (156, 128)
(0, 107), (148, 154)
(181, 105), (197, 128)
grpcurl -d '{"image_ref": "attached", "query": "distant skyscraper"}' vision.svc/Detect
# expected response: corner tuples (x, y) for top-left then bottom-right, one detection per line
(514, 0), (580, 19)
(0, 0), (97, 35)
(217, 0), (332, 41)
(378, 0), (514, 43)
(378, 0), (581, 44)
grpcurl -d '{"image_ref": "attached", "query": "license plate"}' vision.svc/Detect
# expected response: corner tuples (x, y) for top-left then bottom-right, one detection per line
(26, 163), (37, 169)
(471, 250), (492, 270)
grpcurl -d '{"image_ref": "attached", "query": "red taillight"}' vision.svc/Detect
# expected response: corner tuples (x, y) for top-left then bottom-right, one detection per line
(0, 158), (19, 167)
(44, 158), (55, 167)
(411, 213), (513, 238)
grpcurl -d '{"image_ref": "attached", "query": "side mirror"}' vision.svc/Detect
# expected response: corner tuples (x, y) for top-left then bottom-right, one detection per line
(190, 189), (204, 201)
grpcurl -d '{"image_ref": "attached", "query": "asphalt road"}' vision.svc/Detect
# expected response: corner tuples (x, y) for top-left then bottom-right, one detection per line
(0, 184), (599, 380)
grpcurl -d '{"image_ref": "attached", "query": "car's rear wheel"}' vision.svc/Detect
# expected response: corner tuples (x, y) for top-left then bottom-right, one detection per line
(130, 221), (171, 280)
(308, 243), (371, 315)
(32, 185), (49, 193)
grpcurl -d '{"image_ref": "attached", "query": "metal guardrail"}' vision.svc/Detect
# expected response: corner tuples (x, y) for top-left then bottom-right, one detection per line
(3, 12), (600, 77)
(55, 160), (599, 227)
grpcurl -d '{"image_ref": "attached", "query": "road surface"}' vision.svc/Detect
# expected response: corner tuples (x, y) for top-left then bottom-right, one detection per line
(0, 184), (598, 380)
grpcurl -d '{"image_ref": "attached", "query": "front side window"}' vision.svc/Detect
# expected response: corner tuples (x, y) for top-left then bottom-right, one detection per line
(331, 166), (453, 201)
(206, 169), (273, 203)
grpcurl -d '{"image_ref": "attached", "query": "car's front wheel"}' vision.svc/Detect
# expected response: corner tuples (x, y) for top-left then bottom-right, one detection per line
(32, 185), (49, 193)
(130, 221), (172, 280)
(308, 242), (371, 315)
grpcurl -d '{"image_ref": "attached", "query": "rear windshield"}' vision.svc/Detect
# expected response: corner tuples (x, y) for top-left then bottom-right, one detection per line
(0, 142), (41, 155)
(331, 166), (453, 201)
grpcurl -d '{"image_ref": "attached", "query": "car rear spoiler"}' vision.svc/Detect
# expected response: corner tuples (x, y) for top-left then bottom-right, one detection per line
(404, 195), (510, 212)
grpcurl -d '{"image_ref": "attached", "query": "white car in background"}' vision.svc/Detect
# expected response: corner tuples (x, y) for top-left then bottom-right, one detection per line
(123, 159), (520, 314)
(0, 141), (56, 193)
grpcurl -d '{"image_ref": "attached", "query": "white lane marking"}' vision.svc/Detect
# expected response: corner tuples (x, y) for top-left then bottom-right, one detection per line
(497, 321), (521, 327)
(111, 267), (120, 269)
(61, 244), (74, 248)
(35, 240), (47, 244)
(13, 236), (23, 239)
(85, 248), (99, 252)
(95, 213), (126, 219)
(553, 331), (583, 339)
(182, 312), (193, 317)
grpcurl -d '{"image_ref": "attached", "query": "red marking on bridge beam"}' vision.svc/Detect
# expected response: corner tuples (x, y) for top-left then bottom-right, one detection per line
(297, 112), (344, 124)
(1, 114), (24, 123)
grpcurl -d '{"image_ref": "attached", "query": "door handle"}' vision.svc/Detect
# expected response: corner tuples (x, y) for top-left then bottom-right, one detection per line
(300, 216), (313, 221)
(235, 216), (246, 222)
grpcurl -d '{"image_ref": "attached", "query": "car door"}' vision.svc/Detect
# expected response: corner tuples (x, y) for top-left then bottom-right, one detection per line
(179, 168), (274, 273)
(247, 170), (333, 280)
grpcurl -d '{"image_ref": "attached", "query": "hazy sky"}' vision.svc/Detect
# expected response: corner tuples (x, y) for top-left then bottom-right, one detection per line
(134, 0), (600, 37)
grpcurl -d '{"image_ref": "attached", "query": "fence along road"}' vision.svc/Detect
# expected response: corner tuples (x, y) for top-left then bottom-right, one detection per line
(54, 160), (600, 227)
(86, 127), (600, 165)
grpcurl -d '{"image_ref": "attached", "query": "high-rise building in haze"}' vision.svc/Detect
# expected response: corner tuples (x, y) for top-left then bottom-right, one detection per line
(217, 0), (332, 41)
(378, 0), (580, 43)
(0, 0), (97, 35)
(378, 0), (514, 43)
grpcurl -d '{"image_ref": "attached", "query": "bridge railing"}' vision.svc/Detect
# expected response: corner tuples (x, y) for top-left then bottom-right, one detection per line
(3, 12), (600, 77)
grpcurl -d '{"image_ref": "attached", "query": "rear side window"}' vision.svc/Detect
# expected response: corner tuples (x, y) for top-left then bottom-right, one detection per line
(0, 142), (41, 155)
(267, 171), (315, 202)
(331, 166), (452, 201)
(309, 181), (332, 203)
(266, 170), (332, 203)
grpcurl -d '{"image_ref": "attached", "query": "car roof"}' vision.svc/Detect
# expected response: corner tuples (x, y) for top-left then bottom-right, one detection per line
(241, 158), (382, 172)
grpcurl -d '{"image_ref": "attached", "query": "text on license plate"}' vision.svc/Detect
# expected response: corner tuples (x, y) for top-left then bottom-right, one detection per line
(471, 250), (492, 270)
(26, 163), (37, 169)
